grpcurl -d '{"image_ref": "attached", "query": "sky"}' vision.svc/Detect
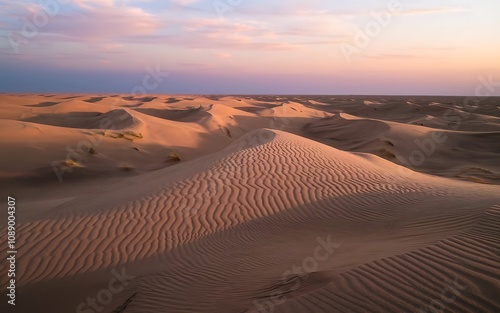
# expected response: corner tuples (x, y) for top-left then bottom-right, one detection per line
(0, 0), (499, 95)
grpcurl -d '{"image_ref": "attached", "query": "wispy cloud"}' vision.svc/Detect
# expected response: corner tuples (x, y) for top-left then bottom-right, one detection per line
(398, 7), (468, 16)
(170, 0), (201, 6)
(44, 3), (161, 39)
(213, 52), (232, 59)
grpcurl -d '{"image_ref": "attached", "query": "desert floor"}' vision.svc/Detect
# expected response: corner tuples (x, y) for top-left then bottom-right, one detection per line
(0, 94), (499, 313)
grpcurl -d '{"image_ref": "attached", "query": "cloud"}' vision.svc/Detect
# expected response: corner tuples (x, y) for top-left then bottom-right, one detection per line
(213, 52), (231, 59)
(72, 0), (115, 9)
(170, 0), (201, 5)
(5, 0), (468, 64)
(43, 4), (161, 39)
(122, 34), (298, 51)
(362, 53), (423, 59)
(398, 7), (468, 16)
(1, 0), (358, 56)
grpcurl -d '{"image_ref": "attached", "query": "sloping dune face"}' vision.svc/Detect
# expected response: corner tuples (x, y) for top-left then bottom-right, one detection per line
(20, 109), (138, 130)
(0, 95), (499, 313)
(304, 113), (500, 183)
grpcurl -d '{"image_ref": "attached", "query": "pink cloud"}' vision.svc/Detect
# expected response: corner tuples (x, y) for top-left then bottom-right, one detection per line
(43, 7), (161, 39)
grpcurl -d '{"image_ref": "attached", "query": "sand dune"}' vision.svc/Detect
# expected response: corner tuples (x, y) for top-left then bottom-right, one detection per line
(20, 109), (138, 130)
(305, 113), (500, 183)
(0, 95), (499, 313)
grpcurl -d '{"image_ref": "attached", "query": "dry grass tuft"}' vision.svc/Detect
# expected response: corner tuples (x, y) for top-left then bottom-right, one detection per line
(166, 152), (181, 162)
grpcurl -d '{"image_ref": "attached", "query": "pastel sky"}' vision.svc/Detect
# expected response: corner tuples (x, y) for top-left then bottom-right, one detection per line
(1, 0), (499, 95)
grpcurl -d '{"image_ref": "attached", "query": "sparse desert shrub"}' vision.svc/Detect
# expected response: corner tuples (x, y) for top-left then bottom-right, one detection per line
(166, 152), (181, 162)
(108, 131), (143, 141)
(124, 131), (143, 139)
(221, 126), (231, 138)
(88, 147), (96, 155)
(119, 163), (134, 171)
(62, 159), (78, 167)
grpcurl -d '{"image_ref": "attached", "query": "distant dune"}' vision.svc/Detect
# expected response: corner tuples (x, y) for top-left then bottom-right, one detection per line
(0, 94), (499, 313)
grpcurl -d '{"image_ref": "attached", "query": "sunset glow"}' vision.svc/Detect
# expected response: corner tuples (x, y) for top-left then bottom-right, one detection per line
(1, 0), (499, 94)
